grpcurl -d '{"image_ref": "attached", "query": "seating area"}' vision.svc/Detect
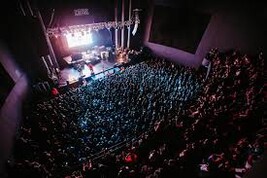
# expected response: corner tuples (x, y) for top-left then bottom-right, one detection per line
(6, 49), (265, 178)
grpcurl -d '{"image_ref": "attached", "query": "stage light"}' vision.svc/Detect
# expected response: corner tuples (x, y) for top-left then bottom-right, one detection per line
(132, 23), (138, 36)
(132, 9), (141, 36)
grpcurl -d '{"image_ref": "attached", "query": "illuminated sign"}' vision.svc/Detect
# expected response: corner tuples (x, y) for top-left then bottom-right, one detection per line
(74, 9), (89, 16)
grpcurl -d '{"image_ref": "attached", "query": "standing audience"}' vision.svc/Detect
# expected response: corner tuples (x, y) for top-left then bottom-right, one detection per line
(7, 49), (264, 178)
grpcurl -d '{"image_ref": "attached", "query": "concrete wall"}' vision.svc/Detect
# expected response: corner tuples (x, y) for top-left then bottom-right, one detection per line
(196, 10), (266, 61)
(0, 44), (28, 176)
(144, 2), (267, 68)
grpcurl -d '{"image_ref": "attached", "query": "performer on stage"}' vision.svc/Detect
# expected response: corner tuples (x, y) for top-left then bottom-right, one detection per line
(88, 63), (94, 75)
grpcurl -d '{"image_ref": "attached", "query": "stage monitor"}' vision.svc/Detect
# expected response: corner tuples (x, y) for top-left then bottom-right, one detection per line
(66, 31), (93, 48)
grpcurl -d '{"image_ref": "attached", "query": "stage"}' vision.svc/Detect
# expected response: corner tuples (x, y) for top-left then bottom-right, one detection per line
(58, 59), (120, 87)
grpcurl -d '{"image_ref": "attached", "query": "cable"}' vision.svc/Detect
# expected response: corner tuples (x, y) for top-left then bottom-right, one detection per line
(48, 8), (55, 27)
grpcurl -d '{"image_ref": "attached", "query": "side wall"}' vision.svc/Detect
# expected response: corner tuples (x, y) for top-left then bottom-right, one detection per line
(144, 3), (266, 68)
(0, 44), (28, 176)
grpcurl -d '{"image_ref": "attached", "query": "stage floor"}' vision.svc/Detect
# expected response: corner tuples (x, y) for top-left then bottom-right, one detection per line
(58, 60), (119, 87)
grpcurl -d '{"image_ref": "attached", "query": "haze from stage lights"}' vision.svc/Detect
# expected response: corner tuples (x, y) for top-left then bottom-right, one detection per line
(66, 31), (93, 48)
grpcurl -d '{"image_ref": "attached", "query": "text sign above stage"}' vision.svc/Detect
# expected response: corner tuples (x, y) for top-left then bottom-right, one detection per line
(74, 9), (89, 16)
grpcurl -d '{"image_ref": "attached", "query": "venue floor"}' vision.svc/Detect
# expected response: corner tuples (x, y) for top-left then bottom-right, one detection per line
(58, 59), (119, 88)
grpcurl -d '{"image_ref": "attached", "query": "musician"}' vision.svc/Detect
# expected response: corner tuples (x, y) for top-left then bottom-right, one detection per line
(88, 63), (94, 75)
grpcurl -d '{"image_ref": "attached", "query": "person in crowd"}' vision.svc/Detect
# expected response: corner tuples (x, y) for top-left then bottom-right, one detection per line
(51, 87), (59, 96)
(8, 49), (264, 178)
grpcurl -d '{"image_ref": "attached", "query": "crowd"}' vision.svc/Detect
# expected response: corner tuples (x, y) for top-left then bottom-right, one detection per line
(6, 49), (265, 178)
(7, 56), (203, 177)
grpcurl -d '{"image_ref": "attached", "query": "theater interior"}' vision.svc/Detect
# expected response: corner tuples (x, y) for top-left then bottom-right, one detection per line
(0, 0), (266, 178)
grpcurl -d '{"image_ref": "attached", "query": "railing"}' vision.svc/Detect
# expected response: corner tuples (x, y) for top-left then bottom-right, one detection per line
(61, 128), (153, 177)
(32, 81), (51, 95)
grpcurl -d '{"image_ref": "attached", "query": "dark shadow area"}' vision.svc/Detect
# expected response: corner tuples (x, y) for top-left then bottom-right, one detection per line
(0, 64), (14, 108)
(149, 5), (211, 54)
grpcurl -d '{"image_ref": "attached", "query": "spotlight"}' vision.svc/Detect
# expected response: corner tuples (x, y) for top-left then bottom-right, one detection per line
(132, 23), (138, 36)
